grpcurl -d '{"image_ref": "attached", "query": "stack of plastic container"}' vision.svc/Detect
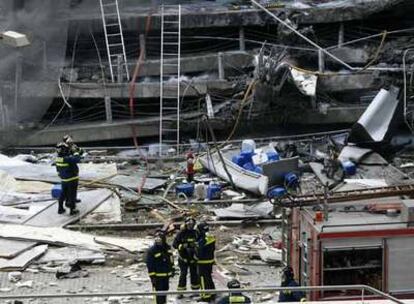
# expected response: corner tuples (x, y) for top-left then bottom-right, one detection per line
(232, 140), (279, 175)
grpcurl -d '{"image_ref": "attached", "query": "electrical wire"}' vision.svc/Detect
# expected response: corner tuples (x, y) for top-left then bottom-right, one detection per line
(43, 26), (81, 130)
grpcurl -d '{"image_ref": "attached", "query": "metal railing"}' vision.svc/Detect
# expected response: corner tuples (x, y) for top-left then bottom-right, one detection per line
(0, 285), (406, 304)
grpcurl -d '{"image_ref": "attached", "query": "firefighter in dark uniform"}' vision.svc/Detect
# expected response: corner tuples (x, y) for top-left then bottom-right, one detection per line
(173, 217), (199, 298)
(196, 221), (216, 302)
(55, 142), (80, 216)
(146, 229), (174, 304)
(63, 134), (84, 203)
(217, 279), (252, 304)
(278, 266), (306, 302)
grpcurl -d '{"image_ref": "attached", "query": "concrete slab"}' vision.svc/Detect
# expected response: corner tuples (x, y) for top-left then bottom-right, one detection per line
(0, 245), (48, 271)
(108, 175), (167, 193)
(19, 80), (233, 99)
(0, 223), (151, 253)
(38, 247), (105, 265)
(0, 206), (33, 224)
(23, 189), (114, 228)
(81, 192), (122, 224)
(0, 239), (37, 259)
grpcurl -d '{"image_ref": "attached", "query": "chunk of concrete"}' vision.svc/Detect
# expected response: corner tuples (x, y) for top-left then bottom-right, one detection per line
(8, 272), (22, 283)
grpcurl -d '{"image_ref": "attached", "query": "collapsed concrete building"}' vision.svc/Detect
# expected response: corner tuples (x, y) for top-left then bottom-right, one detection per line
(2, 0), (414, 147)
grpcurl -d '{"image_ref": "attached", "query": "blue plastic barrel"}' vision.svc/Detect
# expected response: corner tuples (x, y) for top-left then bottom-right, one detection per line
(242, 162), (256, 172)
(284, 172), (299, 188)
(341, 160), (356, 175)
(240, 151), (254, 164)
(267, 186), (287, 199)
(207, 184), (221, 200)
(51, 184), (62, 199)
(266, 151), (280, 162)
(232, 155), (246, 167)
(176, 183), (195, 197)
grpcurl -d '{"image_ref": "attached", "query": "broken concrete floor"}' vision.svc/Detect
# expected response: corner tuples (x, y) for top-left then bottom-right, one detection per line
(0, 263), (282, 304)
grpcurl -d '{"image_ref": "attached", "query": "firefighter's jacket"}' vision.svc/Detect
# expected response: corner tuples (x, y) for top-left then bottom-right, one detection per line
(55, 153), (81, 182)
(146, 243), (174, 278)
(173, 227), (198, 263)
(196, 232), (216, 265)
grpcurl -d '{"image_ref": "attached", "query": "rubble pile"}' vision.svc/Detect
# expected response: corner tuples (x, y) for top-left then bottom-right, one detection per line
(1, 92), (414, 303)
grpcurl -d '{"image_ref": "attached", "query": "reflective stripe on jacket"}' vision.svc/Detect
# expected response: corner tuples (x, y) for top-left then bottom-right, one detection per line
(217, 293), (252, 304)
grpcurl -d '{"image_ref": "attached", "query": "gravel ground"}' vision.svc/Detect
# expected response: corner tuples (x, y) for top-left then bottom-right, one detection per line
(0, 263), (281, 304)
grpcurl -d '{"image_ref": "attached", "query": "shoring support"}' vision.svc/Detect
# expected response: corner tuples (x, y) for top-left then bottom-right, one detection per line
(239, 26), (246, 51)
(218, 52), (225, 80)
(338, 22), (344, 48)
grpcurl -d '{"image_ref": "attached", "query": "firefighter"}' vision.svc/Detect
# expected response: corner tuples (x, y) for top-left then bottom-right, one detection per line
(278, 266), (306, 302)
(217, 279), (252, 304)
(186, 152), (195, 182)
(63, 134), (84, 203)
(55, 142), (80, 215)
(146, 229), (174, 304)
(173, 217), (199, 298)
(196, 221), (216, 302)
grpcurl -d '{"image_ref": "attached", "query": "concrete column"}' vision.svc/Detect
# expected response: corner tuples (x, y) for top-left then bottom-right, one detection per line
(0, 95), (4, 128)
(104, 96), (113, 123)
(14, 54), (22, 116)
(3, 104), (10, 128)
(310, 96), (317, 110)
(338, 22), (344, 48)
(139, 34), (146, 60)
(239, 27), (245, 52)
(218, 52), (225, 80)
(116, 55), (123, 83)
(318, 49), (325, 73)
(43, 41), (47, 72)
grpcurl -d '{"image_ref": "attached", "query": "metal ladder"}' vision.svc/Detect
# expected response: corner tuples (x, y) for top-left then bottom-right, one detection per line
(99, 0), (129, 82)
(159, 5), (181, 155)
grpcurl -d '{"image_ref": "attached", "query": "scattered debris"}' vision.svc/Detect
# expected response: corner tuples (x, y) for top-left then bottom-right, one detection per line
(56, 263), (89, 279)
(15, 280), (33, 288)
(8, 272), (22, 283)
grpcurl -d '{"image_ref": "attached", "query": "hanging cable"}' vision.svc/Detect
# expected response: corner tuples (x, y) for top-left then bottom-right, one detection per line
(127, 4), (157, 195)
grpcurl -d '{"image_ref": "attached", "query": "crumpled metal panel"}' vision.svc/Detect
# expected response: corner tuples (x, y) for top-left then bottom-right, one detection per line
(349, 86), (400, 143)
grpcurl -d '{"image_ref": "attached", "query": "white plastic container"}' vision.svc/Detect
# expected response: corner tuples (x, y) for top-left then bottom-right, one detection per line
(241, 139), (256, 153)
(195, 183), (207, 200)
